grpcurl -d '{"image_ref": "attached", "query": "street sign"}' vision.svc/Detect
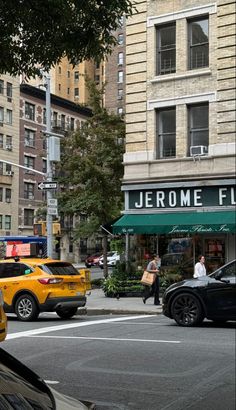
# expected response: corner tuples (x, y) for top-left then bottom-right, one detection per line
(48, 207), (58, 216)
(38, 181), (58, 190)
(47, 198), (58, 207)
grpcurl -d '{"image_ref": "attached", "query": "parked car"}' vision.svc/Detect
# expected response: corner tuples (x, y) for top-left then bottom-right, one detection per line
(99, 251), (120, 269)
(85, 253), (101, 268)
(162, 259), (236, 326)
(0, 290), (7, 342)
(0, 258), (88, 321)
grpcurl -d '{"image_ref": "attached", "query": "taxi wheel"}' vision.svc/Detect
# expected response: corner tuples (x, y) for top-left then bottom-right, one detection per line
(15, 294), (39, 321)
(56, 307), (78, 319)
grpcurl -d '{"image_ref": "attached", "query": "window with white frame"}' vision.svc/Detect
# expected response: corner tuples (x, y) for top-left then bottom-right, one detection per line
(5, 188), (11, 203)
(188, 17), (209, 69)
(74, 88), (79, 98)
(24, 155), (35, 171)
(0, 188), (3, 202)
(117, 89), (123, 100)
(156, 23), (176, 75)
(74, 71), (79, 80)
(25, 102), (35, 121)
(0, 162), (3, 175)
(6, 135), (12, 149)
(6, 109), (12, 125)
(0, 134), (3, 149)
(42, 159), (47, 174)
(188, 104), (209, 156)
(25, 129), (35, 147)
(24, 182), (35, 199)
(24, 209), (34, 226)
(118, 52), (124, 65)
(157, 108), (176, 158)
(118, 71), (123, 83)
(117, 107), (123, 115)
(5, 215), (11, 230)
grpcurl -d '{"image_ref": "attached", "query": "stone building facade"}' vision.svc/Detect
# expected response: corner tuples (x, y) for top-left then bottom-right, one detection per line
(114, 0), (236, 268)
(0, 75), (20, 236)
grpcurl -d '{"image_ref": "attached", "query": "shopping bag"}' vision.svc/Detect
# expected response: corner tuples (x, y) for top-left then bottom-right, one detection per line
(140, 271), (155, 286)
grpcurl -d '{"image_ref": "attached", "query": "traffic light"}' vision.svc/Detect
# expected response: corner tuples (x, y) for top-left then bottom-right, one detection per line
(33, 221), (46, 236)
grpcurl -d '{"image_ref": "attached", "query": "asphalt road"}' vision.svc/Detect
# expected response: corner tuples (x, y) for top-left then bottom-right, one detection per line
(4, 314), (236, 410)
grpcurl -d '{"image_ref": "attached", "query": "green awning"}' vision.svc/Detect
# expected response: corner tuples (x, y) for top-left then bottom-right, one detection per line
(113, 211), (236, 234)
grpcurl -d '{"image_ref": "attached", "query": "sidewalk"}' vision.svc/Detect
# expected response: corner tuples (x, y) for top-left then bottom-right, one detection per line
(81, 288), (162, 316)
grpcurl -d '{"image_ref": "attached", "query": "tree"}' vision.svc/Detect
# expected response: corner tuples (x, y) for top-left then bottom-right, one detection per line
(0, 0), (133, 77)
(58, 80), (125, 276)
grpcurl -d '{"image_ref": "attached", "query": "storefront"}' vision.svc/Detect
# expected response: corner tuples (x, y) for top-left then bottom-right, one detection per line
(113, 179), (236, 273)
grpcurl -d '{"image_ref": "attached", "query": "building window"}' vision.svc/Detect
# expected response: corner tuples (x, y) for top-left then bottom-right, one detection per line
(189, 17), (209, 69)
(117, 107), (123, 115)
(25, 102), (35, 121)
(5, 163), (12, 173)
(118, 16), (124, 28)
(6, 135), (12, 149)
(0, 107), (4, 123)
(70, 117), (75, 131)
(5, 188), (11, 203)
(43, 108), (46, 124)
(117, 89), (123, 100)
(0, 215), (2, 229)
(5, 215), (11, 230)
(74, 88), (79, 98)
(42, 159), (47, 174)
(67, 88), (70, 95)
(0, 188), (3, 201)
(6, 82), (12, 98)
(118, 71), (123, 83)
(6, 109), (12, 125)
(118, 52), (124, 65)
(74, 71), (79, 80)
(0, 162), (3, 175)
(24, 155), (35, 171)
(95, 74), (100, 84)
(58, 83), (61, 92)
(53, 111), (58, 128)
(188, 104), (209, 155)
(58, 66), (62, 74)
(157, 108), (176, 158)
(0, 80), (3, 95)
(25, 129), (35, 147)
(118, 34), (124, 45)
(24, 209), (34, 226)
(0, 134), (3, 149)
(24, 183), (35, 199)
(157, 24), (176, 75)
(61, 114), (65, 130)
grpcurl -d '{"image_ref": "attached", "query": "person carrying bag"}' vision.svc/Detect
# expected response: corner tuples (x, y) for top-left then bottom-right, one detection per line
(141, 254), (161, 306)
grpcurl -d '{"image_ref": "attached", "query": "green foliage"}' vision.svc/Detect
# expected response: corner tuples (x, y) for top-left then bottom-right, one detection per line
(58, 78), (125, 238)
(102, 261), (144, 297)
(0, 1), (133, 76)
(110, 239), (124, 254)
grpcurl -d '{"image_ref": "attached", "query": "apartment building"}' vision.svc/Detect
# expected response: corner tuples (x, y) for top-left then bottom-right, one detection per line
(113, 0), (236, 269)
(19, 84), (91, 259)
(104, 16), (126, 115)
(0, 75), (20, 236)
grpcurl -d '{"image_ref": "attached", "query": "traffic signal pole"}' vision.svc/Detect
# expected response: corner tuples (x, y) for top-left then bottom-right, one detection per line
(45, 74), (53, 258)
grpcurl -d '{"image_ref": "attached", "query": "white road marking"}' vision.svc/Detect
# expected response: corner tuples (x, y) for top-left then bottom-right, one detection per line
(29, 335), (181, 344)
(44, 380), (59, 385)
(6, 315), (155, 340)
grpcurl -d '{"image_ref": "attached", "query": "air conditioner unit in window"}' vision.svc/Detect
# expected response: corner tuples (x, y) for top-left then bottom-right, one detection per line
(6, 144), (12, 151)
(190, 145), (208, 157)
(5, 171), (14, 176)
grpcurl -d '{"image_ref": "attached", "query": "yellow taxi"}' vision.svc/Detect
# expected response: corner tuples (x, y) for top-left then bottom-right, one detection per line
(0, 258), (90, 321)
(0, 290), (7, 341)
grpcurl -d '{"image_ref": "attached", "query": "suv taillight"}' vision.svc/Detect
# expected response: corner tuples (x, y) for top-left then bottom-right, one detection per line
(38, 278), (63, 285)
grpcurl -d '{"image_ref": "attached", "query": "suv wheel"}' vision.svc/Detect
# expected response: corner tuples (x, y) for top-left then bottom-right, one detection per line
(56, 307), (78, 319)
(171, 293), (204, 327)
(15, 294), (39, 321)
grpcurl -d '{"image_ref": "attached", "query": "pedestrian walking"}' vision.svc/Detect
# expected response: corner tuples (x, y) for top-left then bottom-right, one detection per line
(193, 255), (207, 278)
(142, 254), (161, 305)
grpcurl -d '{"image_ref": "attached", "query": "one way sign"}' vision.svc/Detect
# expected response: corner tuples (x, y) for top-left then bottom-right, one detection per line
(38, 181), (58, 190)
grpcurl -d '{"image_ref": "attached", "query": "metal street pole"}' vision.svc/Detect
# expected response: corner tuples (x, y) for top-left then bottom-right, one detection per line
(45, 73), (53, 258)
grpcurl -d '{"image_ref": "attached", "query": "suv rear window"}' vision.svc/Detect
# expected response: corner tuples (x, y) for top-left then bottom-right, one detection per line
(40, 262), (79, 276)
